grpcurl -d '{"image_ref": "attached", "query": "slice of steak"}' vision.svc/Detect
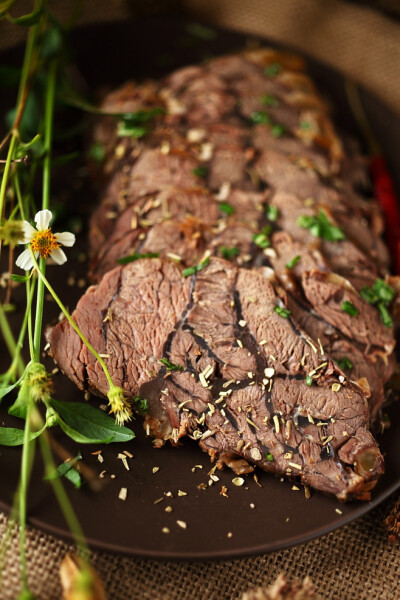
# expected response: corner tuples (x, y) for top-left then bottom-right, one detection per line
(46, 258), (384, 501)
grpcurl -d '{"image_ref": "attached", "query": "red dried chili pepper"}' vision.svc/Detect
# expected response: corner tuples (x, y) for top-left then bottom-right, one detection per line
(369, 155), (400, 274)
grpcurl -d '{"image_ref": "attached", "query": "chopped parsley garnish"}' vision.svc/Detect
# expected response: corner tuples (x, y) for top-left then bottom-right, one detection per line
(133, 395), (149, 416)
(299, 121), (311, 130)
(377, 303), (393, 328)
(266, 205), (278, 221)
(159, 358), (184, 372)
(337, 357), (353, 371)
(250, 110), (272, 125)
(271, 123), (286, 138)
(265, 452), (274, 462)
(360, 278), (395, 327)
(192, 166), (208, 179)
(341, 301), (359, 317)
(182, 256), (210, 277)
(285, 255), (301, 269)
(297, 210), (346, 242)
(261, 94), (278, 107)
(219, 202), (235, 216)
(117, 107), (165, 139)
(89, 142), (105, 163)
(118, 252), (159, 265)
(305, 375), (313, 386)
(273, 306), (291, 319)
(264, 62), (282, 77)
(253, 225), (272, 248)
(220, 246), (240, 260)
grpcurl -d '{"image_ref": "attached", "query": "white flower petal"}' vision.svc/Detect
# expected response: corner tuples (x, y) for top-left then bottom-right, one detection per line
(51, 247), (67, 265)
(16, 248), (34, 271)
(19, 221), (37, 244)
(35, 209), (52, 231)
(55, 231), (76, 247)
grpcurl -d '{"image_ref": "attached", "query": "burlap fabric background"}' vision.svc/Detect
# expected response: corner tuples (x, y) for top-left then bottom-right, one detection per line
(1, 1), (400, 598)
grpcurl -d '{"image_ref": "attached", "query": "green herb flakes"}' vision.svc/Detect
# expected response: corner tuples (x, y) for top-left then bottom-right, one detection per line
(133, 395), (149, 416)
(360, 278), (395, 327)
(182, 256), (210, 277)
(250, 111), (272, 125)
(305, 375), (313, 386)
(285, 255), (301, 269)
(253, 233), (270, 248)
(266, 205), (278, 221)
(297, 210), (346, 242)
(117, 107), (165, 138)
(264, 62), (282, 77)
(261, 94), (278, 107)
(377, 303), (393, 328)
(219, 202), (235, 216)
(265, 452), (274, 462)
(341, 301), (359, 317)
(273, 306), (291, 319)
(89, 142), (105, 163)
(118, 252), (159, 265)
(271, 123), (286, 138)
(337, 357), (353, 371)
(159, 358), (184, 372)
(299, 121), (311, 130)
(220, 246), (240, 260)
(192, 166), (208, 178)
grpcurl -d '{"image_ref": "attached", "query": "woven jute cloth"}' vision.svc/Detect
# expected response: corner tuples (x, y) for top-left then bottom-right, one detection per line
(1, 1), (400, 598)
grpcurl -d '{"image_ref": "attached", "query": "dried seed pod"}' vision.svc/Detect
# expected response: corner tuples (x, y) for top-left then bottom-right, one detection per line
(60, 554), (106, 600)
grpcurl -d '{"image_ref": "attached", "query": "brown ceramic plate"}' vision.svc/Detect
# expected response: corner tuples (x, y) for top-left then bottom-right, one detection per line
(0, 19), (400, 560)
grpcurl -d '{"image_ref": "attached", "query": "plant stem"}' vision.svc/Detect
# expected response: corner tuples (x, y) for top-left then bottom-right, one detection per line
(0, 134), (17, 223)
(30, 252), (115, 389)
(42, 61), (57, 211)
(18, 403), (34, 593)
(0, 303), (25, 377)
(32, 257), (45, 362)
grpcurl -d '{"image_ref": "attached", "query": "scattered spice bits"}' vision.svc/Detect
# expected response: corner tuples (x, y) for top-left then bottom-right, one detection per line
(227, 532), (233, 538)
(331, 383), (341, 393)
(176, 520), (187, 530)
(162, 527), (170, 534)
(335, 508), (343, 515)
(118, 487), (128, 501)
(273, 415), (280, 434)
(273, 306), (291, 319)
(250, 503), (256, 509)
(360, 278), (395, 327)
(220, 486), (228, 497)
(192, 165), (208, 179)
(152, 467), (159, 474)
(165, 506), (173, 513)
(292, 486), (300, 491)
(232, 477), (245, 486)
(250, 110), (272, 125)
(220, 246), (240, 260)
(265, 205), (278, 221)
(159, 358), (184, 371)
(265, 452), (274, 462)
(178, 490), (187, 496)
(117, 454), (130, 471)
(182, 256), (210, 277)
(297, 210), (346, 241)
(118, 252), (159, 265)
(261, 94), (278, 107)
(264, 62), (282, 76)
(341, 301), (359, 317)
(219, 201), (235, 216)
(337, 357), (353, 371)
(285, 255), (301, 269)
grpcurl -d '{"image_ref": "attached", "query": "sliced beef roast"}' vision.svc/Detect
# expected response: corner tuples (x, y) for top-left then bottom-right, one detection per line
(47, 258), (384, 501)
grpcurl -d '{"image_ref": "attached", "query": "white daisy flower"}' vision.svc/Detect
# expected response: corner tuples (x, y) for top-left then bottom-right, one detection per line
(16, 209), (75, 271)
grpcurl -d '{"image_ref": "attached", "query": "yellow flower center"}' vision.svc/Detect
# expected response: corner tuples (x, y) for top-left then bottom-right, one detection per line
(30, 229), (60, 259)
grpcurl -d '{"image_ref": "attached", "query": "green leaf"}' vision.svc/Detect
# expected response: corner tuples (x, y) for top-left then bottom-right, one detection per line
(361, 278), (396, 305)
(297, 210), (346, 242)
(337, 357), (353, 371)
(271, 124), (286, 138)
(39, 25), (63, 59)
(250, 111), (272, 125)
(10, 274), (30, 283)
(305, 375), (313, 386)
(121, 107), (165, 124)
(0, 424), (46, 446)
(219, 202), (235, 216)
(118, 252), (159, 265)
(266, 205), (278, 221)
(5, 91), (40, 141)
(182, 266), (197, 277)
(264, 63), (282, 77)
(0, 379), (20, 400)
(273, 306), (291, 319)
(7, 7), (43, 25)
(0, 65), (21, 88)
(341, 301), (359, 317)
(0, 0), (16, 17)
(51, 399), (135, 444)
(377, 302), (393, 328)
(159, 358), (184, 372)
(253, 233), (270, 249)
(182, 256), (210, 277)
(261, 94), (278, 107)
(285, 255), (301, 269)
(44, 452), (82, 488)
(133, 395), (148, 416)
(192, 166), (208, 179)
(117, 123), (148, 138)
(220, 246), (240, 260)
(265, 452), (274, 462)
